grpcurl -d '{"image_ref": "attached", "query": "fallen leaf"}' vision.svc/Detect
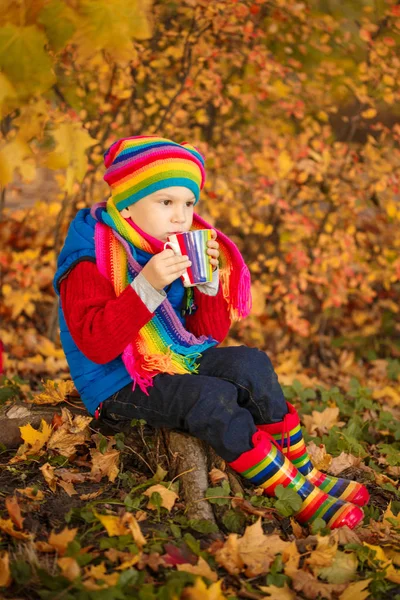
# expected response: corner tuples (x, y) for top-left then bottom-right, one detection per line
(209, 468), (228, 485)
(48, 527), (78, 555)
(328, 453), (362, 476)
(35, 541), (55, 553)
(34, 380), (75, 405)
(5, 495), (24, 529)
(178, 556), (218, 582)
(40, 462), (57, 492)
(383, 502), (400, 528)
(10, 418), (53, 461)
(291, 570), (346, 599)
(58, 480), (77, 496)
(259, 583), (296, 599)
(183, 578), (226, 600)
(58, 557), (81, 581)
(303, 407), (343, 437)
(306, 533), (338, 569)
(338, 579), (371, 600)
(317, 551), (358, 584)
(385, 564), (400, 584)
(80, 488), (104, 501)
(0, 518), (32, 540)
(214, 534), (244, 576)
(93, 510), (146, 548)
(82, 562), (119, 590)
(16, 487), (45, 501)
(214, 519), (290, 577)
(0, 551), (12, 587)
(47, 410), (91, 458)
(307, 442), (332, 471)
(90, 448), (120, 482)
(282, 541), (301, 578)
(144, 484), (178, 511)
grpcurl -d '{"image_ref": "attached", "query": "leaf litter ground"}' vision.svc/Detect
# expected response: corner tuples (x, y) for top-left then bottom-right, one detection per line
(0, 375), (400, 600)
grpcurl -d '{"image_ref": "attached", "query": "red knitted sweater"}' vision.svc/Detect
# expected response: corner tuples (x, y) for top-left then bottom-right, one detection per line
(60, 261), (232, 365)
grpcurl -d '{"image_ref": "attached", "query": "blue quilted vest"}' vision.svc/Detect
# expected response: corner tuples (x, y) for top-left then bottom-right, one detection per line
(54, 209), (187, 415)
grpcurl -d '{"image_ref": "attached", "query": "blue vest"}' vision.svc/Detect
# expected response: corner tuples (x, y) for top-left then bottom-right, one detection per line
(54, 209), (187, 415)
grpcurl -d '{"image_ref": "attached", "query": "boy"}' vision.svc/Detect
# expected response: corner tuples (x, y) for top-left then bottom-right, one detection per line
(54, 135), (368, 529)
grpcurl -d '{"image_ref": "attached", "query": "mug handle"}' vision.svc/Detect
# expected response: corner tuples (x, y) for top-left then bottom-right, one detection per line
(164, 241), (173, 251)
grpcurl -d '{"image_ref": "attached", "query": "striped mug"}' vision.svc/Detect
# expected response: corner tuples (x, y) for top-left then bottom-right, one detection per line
(164, 230), (213, 287)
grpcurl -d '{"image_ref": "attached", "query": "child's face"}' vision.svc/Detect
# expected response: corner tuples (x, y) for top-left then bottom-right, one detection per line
(120, 186), (196, 242)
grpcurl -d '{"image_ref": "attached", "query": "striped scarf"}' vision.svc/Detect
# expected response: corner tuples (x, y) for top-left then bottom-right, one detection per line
(90, 198), (252, 394)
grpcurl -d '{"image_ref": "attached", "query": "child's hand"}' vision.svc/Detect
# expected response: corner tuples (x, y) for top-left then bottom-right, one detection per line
(141, 249), (191, 292)
(207, 230), (219, 271)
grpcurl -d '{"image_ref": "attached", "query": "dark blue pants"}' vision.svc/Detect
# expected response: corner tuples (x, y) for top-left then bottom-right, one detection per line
(100, 345), (288, 462)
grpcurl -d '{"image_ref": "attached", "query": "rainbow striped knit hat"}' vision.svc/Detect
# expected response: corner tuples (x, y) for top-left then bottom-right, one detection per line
(103, 135), (206, 210)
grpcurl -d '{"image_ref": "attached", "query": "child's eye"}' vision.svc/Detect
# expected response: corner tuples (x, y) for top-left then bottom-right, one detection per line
(162, 200), (172, 205)
(186, 201), (194, 207)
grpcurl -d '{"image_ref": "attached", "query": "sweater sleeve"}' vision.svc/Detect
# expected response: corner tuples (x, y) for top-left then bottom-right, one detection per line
(185, 283), (232, 344)
(59, 260), (155, 364)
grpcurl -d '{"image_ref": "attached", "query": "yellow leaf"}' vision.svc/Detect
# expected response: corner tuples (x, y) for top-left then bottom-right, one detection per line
(383, 502), (400, 528)
(363, 543), (390, 566)
(372, 386), (400, 405)
(259, 583), (296, 599)
(144, 484), (178, 511)
(278, 150), (294, 177)
(0, 138), (32, 186)
(16, 487), (45, 501)
(177, 556), (218, 582)
(40, 462), (57, 493)
(361, 108), (377, 119)
(72, 0), (152, 63)
(20, 419), (52, 452)
(386, 201), (397, 219)
(46, 122), (97, 194)
(338, 578), (371, 600)
(0, 518), (32, 541)
(58, 557), (81, 581)
(34, 380), (74, 405)
(184, 578), (226, 600)
(93, 511), (146, 548)
(386, 564), (400, 584)
(305, 533), (338, 569)
(0, 551), (12, 587)
(303, 407), (343, 436)
(0, 72), (16, 118)
(93, 511), (126, 537)
(48, 527), (78, 556)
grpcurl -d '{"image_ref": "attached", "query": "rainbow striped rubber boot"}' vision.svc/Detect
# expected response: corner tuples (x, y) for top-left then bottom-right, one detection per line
(229, 430), (363, 529)
(257, 402), (369, 507)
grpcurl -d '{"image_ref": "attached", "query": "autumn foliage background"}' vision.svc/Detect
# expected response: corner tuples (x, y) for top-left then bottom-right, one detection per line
(0, 0), (400, 599)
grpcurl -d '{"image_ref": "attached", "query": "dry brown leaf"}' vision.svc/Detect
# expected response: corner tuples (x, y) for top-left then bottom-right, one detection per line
(291, 570), (347, 599)
(34, 380), (75, 405)
(307, 442), (332, 471)
(303, 407), (344, 437)
(214, 533), (244, 576)
(47, 419), (90, 457)
(40, 462), (57, 492)
(5, 495), (24, 530)
(54, 468), (88, 484)
(80, 488), (104, 501)
(0, 551), (12, 587)
(259, 583), (296, 599)
(58, 557), (81, 581)
(289, 518), (304, 539)
(144, 484), (178, 511)
(177, 556), (218, 582)
(48, 527), (78, 555)
(90, 448), (120, 482)
(16, 487), (45, 501)
(58, 480), (77, 496)
(209, 468), (228, 485)
(35, 541), (55, 553)
(335, 526), (361, 546)
(0, 518), (32, 541)
(214, 519), (290, 578)
(328, 453), (362, 476)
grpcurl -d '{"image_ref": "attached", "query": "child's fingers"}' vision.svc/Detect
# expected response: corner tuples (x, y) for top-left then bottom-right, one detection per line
(210, 229), (217, 240)
(207, 248), (219, 258)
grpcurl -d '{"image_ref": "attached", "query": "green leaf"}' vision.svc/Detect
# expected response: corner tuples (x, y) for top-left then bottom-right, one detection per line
(318, 551), (358, 584)
(274, 484), (302, 517)
(170, 523), (181, 538)
(0, 24), (55, 98)
(38, 0), (76, 52)
(222, 509), (246, 533)
(205, 479), (231, 505)
(187, 519), (219, 534)
(311, 517), (330, 535)
(10, 560), (32, 585)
